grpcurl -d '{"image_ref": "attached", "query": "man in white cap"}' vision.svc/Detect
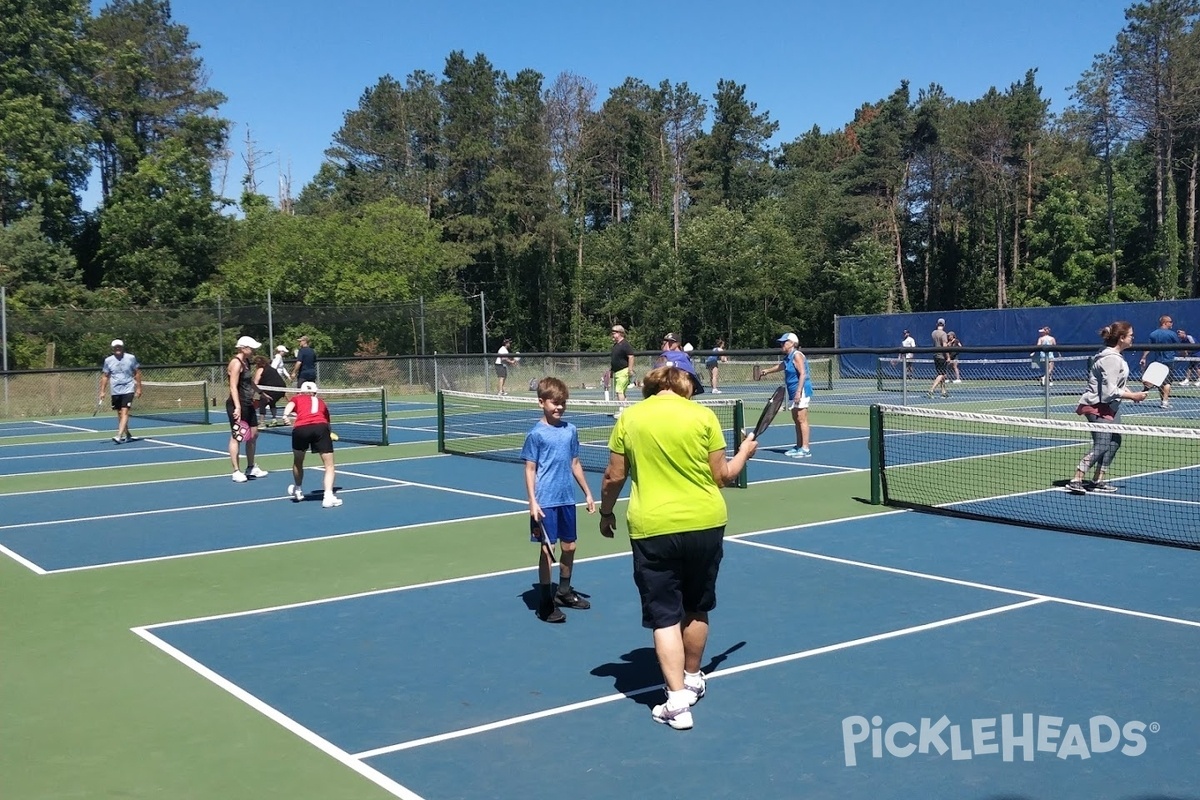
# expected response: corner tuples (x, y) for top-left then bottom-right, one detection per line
(99, 339), (141, 443)
(227, 335), (269, 483)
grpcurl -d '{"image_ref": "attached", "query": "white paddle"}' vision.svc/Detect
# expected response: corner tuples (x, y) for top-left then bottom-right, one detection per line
(1141, 361), (1170, 388)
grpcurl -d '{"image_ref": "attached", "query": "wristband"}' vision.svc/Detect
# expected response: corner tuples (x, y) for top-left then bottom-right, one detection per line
(600, 511), (616, 518)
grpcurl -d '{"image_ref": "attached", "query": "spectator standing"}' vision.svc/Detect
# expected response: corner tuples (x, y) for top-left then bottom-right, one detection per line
(705, 339), (727, 393)
(900, 330), (916, 378)
(292, 335), (317, 388)
(1178, 328), (1199, 385)
(946, 331), (963, 383)
(609, 325), (635, 402)
(495, 337), (517, 396)
(1140, 315), (1177, 408)
(99, 339), (141, 444)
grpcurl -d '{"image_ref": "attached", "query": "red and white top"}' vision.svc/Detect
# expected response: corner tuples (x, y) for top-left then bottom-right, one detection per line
(286, 394), (330, 428)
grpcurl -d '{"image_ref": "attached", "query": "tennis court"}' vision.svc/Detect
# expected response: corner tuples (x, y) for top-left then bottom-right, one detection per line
(3, 393), (1198, 799)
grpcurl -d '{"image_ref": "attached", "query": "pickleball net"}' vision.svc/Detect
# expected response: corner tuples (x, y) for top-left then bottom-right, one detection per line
(255, 385), (389, 446)
(437, 390), (747, 487)
(869, 403), (1200, 549)
(130, 380), (211, 425)
(875, 355), (1092, 393)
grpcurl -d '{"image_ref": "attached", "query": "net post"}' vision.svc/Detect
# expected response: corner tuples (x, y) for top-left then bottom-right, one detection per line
(869, 404), (883, 505)
(201, 382), (210, 424)
(379, 387), (389, 446)
(875, 358), (883, 392)
(436, 390), (445, 453)
(733, 399), (747, 489)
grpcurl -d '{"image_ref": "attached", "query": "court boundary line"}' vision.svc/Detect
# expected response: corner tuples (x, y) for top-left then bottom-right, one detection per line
(351, 598), (1048, 758)
(130, 627), (428, 800)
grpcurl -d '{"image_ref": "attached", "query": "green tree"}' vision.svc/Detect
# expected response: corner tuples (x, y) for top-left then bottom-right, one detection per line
(689, 79), (778, 212)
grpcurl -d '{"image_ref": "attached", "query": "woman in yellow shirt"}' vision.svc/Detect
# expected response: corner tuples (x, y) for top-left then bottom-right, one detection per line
(599, 365), (757, 731)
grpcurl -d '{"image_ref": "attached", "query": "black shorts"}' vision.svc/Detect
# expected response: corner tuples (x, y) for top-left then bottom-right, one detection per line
(934, 357), (948, 376)
(292, 423), (334, 454)
(631, 527), (724, 629)
(111, 393), (134, 411)
(495, 364), (508, 378)
(225, 399), (259, 428)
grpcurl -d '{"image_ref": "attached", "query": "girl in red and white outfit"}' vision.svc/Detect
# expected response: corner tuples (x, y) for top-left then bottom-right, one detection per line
(285, 381), (342, 508)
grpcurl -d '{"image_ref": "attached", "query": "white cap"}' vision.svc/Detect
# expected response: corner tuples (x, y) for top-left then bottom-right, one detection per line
(276, 345), (289, 353)
(777, 332), (799, 345)
(111, 339), (124, 348)
(683, 343), (694, 352)
(299, 381), (318, 394)
(235, 336), (262, 349)
(936, 318), (945, 326)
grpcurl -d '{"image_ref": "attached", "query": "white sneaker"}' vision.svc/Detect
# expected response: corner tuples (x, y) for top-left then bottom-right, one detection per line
(1181, 379), (1192, 386)
(1161, 401), (1171, 409)
(322, 495), (343, 508)
(231, 470), (247, 483)
(287, 484), (303, 502)
(711, 388), (721, 393)
(683, 673), (706, 706)
(247, 465), (269, 478)
(651, 702), (693, 730)
(952, 379), (961, 384)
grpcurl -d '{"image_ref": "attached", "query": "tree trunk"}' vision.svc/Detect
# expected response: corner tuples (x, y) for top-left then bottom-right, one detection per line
(1188, 144), (1197, 297)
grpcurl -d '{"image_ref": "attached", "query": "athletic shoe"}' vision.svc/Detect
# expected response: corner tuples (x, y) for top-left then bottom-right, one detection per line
(784, 447), (803, 457)
(652, 703), (693, 730)
(1064, 479), (1086, 495)
(247, 465), (269, 478)
(926, 392), (934, 399)
(683, 673), (706, 706)
(231, 470), (248, 483)
(322, 495), (343, 508)
(112, 436), (126, 444)
(795, 447), (812, 458)
(537, 604), (566, 623)
(287, 484), (303, 502)
(952, 379), (962, 384)
(555, 590), (591, 610)
(941, 391), (949, 398)
(1161, 401), (1171, 409)
(711, 388), (722, 393)
(1091, 481), (1119, 493)
(1181, 379), (1192, 386)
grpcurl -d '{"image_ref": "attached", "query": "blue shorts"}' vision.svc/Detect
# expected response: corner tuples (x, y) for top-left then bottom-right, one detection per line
(531, 504), (578, 545)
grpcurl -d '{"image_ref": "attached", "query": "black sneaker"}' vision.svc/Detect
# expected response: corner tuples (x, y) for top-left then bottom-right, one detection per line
(556, 590), (591, 610)
(1064, 479), (1087, 495)
(537, 604), (566, 623)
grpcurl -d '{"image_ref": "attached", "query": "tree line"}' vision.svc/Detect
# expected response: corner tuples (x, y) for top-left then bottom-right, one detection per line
(2, 0), (1199, 367)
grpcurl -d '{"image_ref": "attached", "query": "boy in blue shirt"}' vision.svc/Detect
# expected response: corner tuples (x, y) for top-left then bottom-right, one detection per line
(522, 377), (596, 622)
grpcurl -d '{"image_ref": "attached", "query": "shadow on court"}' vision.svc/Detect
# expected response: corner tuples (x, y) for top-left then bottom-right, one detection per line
(589, 641), (748, 709)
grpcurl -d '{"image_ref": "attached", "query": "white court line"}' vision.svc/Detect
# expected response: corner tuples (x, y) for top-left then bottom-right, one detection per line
(33, 420), (97, 433)
(352, 598), (1048, 759)
(131, 627), (427, 800)
(0, 483), (408, 532)
(732, 536), (1200, 629)
(0, 542), (48, 574)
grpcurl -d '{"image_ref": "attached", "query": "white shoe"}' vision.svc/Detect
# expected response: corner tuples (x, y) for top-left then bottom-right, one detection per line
(322, 495), (343, 508)
(711, 388), (721, 393)
(651, 702), (693, 730)
(952, 379), (961, 384)
(1161, 402), (1171, 409)
(231, 470), (248, 483)
(683, 673), (706, 706)
(287, 484), (303, 502)
(247, 465), (269, 478)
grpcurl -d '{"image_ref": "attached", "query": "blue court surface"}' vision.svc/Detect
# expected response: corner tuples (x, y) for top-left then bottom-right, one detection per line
(137, 512), (1200, 800)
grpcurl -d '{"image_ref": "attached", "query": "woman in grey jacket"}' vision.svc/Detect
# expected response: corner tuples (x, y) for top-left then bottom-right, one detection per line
(1065, 321), (1148, 495)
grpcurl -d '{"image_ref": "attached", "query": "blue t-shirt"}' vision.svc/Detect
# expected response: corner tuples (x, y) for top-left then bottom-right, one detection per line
(102, 353), (140, 395)
(296, 346), (317, 378)
(1147, 327), (1177, 363)
(521, 420), (580, 508)
(783, 351), (813, 399)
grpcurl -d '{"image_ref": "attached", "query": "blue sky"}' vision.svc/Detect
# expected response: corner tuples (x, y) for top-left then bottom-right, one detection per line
(107, 0), (1133, 204)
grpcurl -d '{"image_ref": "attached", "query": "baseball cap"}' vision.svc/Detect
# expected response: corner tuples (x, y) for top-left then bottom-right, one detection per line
(682, 343), (694, 352)
(936, 318), (945, 326)
(275, 345), (288, 353)
(235, 335), (262, 349)
(662, 332), (678, 343)
(611, 324), (626, 334)
(299, 381), (319, 394)
(110, 339), (124, 348)
(1039, 326), (1050, 333)
(777, 332), (799, 345)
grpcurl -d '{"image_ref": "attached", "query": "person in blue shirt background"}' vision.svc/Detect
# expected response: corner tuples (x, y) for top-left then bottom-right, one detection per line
(1140, 315), (1177, 408)
(757, 333), (813, 458)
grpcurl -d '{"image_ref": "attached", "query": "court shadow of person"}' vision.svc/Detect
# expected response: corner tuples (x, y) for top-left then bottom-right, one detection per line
(591, 641), (746, 708)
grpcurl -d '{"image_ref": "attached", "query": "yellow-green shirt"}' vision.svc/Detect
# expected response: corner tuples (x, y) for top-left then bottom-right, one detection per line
(607, 393), (728, 538)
